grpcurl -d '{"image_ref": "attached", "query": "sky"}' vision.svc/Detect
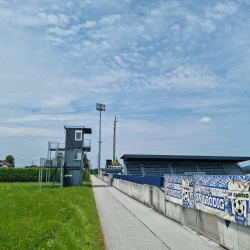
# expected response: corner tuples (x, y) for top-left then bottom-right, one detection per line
(1, 0), (250, 168)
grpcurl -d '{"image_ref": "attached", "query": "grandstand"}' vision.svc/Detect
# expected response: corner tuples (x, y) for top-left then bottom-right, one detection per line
(120, 154), (250, 176)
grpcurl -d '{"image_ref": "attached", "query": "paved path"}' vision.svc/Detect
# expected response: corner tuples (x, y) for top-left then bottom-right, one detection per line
(91, 175), (221, 250)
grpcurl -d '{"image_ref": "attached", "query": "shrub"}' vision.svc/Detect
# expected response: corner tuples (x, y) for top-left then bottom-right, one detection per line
(0, 168), (90, 183)
(82, 169), (90, 181)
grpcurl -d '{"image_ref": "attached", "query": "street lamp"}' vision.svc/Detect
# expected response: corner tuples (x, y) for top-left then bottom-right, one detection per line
(96, 103), (106, 177)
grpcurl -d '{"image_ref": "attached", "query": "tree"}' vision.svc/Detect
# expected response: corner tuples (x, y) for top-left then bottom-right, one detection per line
(83, 153), (91, 170)
(115, 157), (120, 164)
(5, 155), (15, 167)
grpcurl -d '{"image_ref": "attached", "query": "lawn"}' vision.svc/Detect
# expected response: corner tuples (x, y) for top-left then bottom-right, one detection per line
(0, 182), (105, 250)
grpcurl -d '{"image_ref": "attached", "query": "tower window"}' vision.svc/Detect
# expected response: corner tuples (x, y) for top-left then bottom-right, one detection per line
(75, 130), (82, 141)
(74, 149), (82, 160)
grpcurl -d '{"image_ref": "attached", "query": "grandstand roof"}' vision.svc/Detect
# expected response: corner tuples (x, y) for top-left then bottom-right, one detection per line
(121, 154), (250, 163)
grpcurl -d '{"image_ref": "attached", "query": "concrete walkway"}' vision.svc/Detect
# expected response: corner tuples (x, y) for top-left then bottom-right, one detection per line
(91, 175), (222, 250)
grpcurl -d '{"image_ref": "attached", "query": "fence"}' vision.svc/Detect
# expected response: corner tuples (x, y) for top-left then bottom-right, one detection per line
(101, 173), (250, 250)
(165, 195), (250, 250)
(165, 174), (250, 250)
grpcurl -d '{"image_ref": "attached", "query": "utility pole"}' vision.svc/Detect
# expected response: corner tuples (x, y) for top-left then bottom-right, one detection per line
(113, 116), (118, 162)
(96, 103), (106, 177)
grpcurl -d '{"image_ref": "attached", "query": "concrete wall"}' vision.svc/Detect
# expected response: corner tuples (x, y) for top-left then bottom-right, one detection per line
(111, 178), (165, 215)
(112, 178), (151, 207)
(102, 176), (250, 250)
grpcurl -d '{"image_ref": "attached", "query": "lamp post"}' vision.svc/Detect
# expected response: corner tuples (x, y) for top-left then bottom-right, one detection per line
(113, 116), (118, 162)
(96, 103), (106, 177)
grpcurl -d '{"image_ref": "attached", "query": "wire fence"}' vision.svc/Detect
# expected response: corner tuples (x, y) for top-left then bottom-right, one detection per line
(164, 174), (250, 250)
(165, 199), (250, 249)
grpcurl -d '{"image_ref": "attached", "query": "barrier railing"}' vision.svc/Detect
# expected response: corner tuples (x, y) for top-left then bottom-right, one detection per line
(112, 174), (164, 190)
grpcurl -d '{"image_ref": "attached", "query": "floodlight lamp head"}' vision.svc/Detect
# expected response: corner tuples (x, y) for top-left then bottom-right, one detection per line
(96, 103), (106, 111)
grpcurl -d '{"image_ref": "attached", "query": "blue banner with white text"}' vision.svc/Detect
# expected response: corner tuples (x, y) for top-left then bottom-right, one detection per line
(195, 175), (250, 227)
(165, 174), (250, 226)
(165, 175), (194, 209)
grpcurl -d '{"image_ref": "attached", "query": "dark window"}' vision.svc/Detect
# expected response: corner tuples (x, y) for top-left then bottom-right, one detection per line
(75, 130), (82, 141)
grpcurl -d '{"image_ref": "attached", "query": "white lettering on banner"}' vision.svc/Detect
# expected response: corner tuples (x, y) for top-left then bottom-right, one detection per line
(227, 191), (250, 201)
(196, 192), (225, 211)
(167, 188), (181, 199)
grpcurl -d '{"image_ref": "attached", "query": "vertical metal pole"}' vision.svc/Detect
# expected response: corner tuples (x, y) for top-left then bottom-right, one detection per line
(113, 120), (116, 162)
(47, 142), (50, 159)
(98, 110), (101, 177)
(60, 164), (63, 188)
(41, 167), (43, 188)
(48, 168), (50, 186)
(164, 175), (166, 216)
(193, 174), (199, 234)
(38, 167), (40, 188)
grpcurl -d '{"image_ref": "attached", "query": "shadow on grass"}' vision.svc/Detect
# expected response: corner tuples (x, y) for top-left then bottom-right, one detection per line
(82, 182), (92, 188)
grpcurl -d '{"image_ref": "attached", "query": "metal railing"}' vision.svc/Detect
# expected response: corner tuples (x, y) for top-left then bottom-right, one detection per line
(40, 157), (64, 167)
(83, 139), (91, 148)
(48, 140), (91, 150)
(48, 141), (65, 150)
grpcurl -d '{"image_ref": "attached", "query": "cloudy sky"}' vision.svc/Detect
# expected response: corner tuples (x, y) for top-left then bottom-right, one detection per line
(1, 0), (250, 168)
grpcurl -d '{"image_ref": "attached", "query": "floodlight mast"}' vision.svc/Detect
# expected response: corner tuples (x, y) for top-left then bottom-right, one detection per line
(96, 103), (106, 177)
(113, 116), (118, 162)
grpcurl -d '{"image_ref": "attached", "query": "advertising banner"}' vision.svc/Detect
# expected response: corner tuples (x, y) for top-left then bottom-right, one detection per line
(165, 175), (194, 209)
(195, 175), (250, 227)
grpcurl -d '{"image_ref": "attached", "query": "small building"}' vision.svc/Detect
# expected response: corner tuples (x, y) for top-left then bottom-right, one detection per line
(63, 126), (92, 187)
(39, 125), (92, 188)
(121, 154), (250, 176)
(0, 160), (13, 168)
(30, 165), (39, 168)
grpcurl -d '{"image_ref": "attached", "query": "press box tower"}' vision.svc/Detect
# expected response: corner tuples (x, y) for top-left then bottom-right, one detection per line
(64, 126), (92, 187)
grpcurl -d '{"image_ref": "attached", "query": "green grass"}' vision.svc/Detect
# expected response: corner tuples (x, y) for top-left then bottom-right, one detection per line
(0, 182), (105, 250)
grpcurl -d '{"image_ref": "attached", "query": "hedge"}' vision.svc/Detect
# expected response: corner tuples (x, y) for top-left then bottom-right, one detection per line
(0, 168), (90, 182)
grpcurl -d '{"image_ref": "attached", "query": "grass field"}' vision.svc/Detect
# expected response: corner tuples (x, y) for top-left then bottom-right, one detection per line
(0, 182), (105, 250)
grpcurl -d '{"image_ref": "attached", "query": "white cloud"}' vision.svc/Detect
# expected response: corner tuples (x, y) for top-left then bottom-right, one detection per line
(147, 66), (218, 91)
(51, 4), (60, 10)
(114, 55), (127, 68)
(99, 14), (121, 25)
(147, 57), (158, 68)
(84, 20), (97, 28)
(41, 96), (73, 109)
(199, 117), (212, 123)
(1, 0), (250, 168)
(0, 126), (58, 137)
(200, 19), (216, 33)
(0, 0), (7, 5)
(16, 12), (69, 27)
(48, 27), (76, 36)
(66, 2), (74, 8)
(43, 35), (64, 45)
